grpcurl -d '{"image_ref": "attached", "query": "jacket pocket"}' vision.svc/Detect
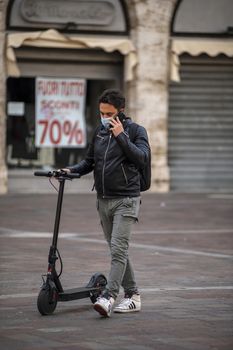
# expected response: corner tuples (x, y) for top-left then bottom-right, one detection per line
(121, 163), (128, 185)
(122, 197), (141, 221)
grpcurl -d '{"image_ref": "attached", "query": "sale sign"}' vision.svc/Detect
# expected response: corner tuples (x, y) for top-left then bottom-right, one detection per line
(35, 77), (86, 148)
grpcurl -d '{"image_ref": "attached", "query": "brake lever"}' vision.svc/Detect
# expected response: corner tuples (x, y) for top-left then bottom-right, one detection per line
(52, 170), (71, 180)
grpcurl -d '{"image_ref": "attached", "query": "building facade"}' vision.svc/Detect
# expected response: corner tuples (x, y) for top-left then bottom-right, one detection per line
(0, 0), (232, 194)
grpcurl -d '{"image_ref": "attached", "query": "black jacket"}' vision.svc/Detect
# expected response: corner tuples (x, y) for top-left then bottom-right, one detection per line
(68, 118), (150, 198)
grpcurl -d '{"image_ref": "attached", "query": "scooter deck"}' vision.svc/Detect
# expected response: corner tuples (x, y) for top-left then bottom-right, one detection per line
(58, 286), (100, 302)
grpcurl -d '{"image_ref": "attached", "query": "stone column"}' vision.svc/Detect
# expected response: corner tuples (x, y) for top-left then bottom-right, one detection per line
(126, 0), (177, 192)
(0, 0), (7, 194)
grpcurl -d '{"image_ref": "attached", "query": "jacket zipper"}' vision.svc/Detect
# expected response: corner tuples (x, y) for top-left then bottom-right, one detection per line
(102, 133), (112, 197)
(121, 163), (128, 185)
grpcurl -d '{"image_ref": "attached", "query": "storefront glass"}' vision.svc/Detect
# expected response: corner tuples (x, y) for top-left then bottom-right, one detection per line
(7, 77), (117, 169)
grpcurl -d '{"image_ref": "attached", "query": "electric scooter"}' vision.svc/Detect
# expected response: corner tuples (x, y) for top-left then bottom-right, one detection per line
(34, 170), (107, 316)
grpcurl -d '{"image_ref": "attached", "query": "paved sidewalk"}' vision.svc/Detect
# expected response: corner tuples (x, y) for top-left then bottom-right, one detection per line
(0, 192), (233, 350)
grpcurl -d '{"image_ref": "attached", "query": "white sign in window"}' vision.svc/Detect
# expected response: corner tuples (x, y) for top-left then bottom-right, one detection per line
(35, 77), (87, 148)
(7, 102), (25, 116)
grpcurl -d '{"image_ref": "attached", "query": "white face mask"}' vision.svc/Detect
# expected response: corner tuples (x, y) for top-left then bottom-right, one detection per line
(101, 117), (113, 129)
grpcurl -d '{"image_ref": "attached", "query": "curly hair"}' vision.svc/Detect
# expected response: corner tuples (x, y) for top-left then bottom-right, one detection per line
(98, 89), (125, 110)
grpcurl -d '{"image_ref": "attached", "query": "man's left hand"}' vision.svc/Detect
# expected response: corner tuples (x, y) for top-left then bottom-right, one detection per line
(109, 116), (124, 137)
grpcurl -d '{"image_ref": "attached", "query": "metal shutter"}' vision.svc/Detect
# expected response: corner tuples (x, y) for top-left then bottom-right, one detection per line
(15, 47), (123, 81)
(168, 53), (233, 192)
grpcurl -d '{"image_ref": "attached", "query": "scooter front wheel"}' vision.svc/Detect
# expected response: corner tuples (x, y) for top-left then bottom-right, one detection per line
(37, 287), (58, 315)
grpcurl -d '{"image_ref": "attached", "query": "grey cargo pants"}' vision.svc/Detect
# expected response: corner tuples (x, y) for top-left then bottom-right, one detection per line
(97, 196), (141, 299)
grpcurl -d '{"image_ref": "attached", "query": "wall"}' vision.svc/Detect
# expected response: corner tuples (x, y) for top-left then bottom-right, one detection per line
(126, 0), (177, 192)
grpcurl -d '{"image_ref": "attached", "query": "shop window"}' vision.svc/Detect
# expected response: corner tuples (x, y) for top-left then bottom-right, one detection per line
(6, 77), (116, 169)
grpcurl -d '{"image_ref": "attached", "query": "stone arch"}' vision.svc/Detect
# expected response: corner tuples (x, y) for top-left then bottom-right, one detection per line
(6, 0), (130, 35)
(171, 0), (233, 36)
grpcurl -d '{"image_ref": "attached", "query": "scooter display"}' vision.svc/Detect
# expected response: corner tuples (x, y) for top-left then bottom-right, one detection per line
(34, 170), (107, 315)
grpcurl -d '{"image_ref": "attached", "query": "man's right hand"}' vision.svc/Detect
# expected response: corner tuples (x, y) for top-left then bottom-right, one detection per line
(59, 168), (71, 173)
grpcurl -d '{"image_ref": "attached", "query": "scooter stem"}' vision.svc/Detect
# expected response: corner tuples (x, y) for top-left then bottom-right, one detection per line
(52, 178), (65, 249)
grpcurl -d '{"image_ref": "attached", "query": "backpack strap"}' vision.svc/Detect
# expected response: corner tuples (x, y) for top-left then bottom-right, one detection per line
(127, 122), (138, 143)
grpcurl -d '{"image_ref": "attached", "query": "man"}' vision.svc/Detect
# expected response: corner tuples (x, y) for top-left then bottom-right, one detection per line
(62, 89), (150, 317)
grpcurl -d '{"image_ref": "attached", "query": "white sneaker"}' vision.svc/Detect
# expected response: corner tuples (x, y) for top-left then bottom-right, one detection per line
(114, 293), (141, 313)
(94, 296), (115, 317)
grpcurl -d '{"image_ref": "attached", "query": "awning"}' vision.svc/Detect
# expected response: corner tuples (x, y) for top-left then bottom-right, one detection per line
(171, 38), (233, 81)
(6, 29), (137, 81)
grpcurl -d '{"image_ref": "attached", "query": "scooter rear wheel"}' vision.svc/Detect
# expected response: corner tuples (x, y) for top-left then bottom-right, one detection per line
(88, 273), (107, 304)
(37, 288), (58, 315)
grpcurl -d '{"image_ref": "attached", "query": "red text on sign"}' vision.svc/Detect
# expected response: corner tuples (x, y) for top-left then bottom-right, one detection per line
(38, 119), (84, 145)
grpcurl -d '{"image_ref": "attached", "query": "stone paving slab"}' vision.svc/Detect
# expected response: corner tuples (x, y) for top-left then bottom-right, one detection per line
(0, 193), (233, 350)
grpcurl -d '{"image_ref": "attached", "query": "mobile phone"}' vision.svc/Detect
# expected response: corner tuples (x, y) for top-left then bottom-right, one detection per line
(117, 111), (126, 122)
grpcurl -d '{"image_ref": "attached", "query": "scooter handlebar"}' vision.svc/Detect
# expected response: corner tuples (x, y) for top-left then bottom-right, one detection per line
(66, 173), (81, 179)
(34, 170), (53, 177)
(34, 170), (81, 179)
